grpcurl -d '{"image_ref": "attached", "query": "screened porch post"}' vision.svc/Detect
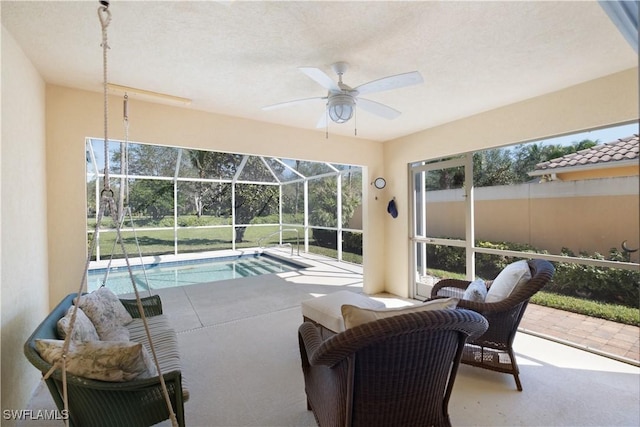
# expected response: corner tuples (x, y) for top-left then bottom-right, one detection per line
(173, 149), (182, 256)
(232, 156), (248, 250)
(336, 172), (343, 261)
(231, 181), (236, 251)
(304, 179), (309, 252)
(464, 152), (475, 279)
(278, 183), (283, 245)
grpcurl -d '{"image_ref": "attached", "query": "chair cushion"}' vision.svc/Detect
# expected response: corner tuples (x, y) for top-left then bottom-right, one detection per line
(484, 260), (531, 303)
(301, 290), (385, 333)
(462, 279), (487, 302)
(57, 306), (100, 341)
(75, 287), (133, 341)
(341, 297), (459, 329)
(35, 339), (157, 382)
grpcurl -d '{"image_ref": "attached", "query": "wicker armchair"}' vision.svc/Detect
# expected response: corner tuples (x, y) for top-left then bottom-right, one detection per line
(430, 259), (555, 391)
(298, 309), (488, 427)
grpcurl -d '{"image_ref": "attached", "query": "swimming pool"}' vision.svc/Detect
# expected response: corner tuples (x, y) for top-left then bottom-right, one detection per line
(88, 253), (306, 295)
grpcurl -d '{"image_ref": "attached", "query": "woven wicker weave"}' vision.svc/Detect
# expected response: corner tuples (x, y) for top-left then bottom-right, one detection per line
(431, 259), (555, 391)
(299, 308), (488, 427)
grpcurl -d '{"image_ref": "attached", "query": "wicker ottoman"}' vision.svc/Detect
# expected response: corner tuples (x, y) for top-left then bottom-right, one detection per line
(301, 290), (385, 338)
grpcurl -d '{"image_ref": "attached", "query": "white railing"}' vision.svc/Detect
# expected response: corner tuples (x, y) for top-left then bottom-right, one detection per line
(257, 228), (300, 256)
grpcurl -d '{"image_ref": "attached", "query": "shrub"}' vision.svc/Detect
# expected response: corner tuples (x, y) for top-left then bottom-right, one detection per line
(425, 245), (465, 274)
(424, 240), (540, 278)
(475, 241), (542, 279)
(343, 232), (363, 255)
(549, 248), (640, 308)
(426, 240), (639, 309)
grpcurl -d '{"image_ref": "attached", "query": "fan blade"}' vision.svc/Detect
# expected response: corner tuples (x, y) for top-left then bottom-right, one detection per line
(355, 71), (423, 96)
(316, 110), (328, 129)
(299, 67), (340, 92)
(262, 97), (325, 111)
(357, 98), (401, 120)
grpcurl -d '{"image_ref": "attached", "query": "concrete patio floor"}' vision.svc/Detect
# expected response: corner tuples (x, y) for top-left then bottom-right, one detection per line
(21, 251), (639, 426)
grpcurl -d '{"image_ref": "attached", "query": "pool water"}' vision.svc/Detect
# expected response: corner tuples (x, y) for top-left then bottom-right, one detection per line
(88, 254), (303, 295)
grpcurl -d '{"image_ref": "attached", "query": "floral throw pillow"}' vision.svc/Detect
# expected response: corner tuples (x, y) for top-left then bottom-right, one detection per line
(35, 339), (157, 382)
(75, 287), (133, 341)
(56, 306), (100, 341)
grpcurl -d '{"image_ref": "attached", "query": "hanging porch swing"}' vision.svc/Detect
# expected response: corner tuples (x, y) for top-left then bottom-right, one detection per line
(23, 2), (188, 426)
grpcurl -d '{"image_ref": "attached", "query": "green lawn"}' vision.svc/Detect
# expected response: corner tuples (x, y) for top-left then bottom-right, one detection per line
(90, 224), (364, 264)
(530, 292), (639, 326)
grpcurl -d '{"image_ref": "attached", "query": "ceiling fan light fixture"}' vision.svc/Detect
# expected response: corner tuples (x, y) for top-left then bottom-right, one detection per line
(327, 94), (355, 124)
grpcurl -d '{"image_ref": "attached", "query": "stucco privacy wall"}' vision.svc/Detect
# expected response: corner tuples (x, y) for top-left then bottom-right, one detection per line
(45, 85), (386, 307)
(383, 68), (639, 298)
(426, 179), (639, 261)
(1, 26), (49, 423)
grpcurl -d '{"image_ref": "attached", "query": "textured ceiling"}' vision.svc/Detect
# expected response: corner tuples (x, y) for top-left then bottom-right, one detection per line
(2, 1), (637, 142)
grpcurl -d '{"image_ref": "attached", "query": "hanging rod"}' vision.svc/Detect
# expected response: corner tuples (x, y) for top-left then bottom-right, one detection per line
(107, 83), (192, 106)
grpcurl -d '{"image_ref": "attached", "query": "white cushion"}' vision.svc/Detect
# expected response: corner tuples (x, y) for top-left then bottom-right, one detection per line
(35, 339), (157, 382)
(484, 260), (531, 303)
(462, 279), (487, 302)
(341, 297), (459, 329)
(301, 290), (385, 333)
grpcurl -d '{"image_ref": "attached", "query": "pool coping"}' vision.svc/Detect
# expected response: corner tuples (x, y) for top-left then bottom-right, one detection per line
(88, 247), (314, 272)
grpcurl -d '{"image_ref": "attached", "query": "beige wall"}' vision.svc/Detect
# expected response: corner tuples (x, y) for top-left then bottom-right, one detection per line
(557, 164), (639, 181)
(45, 86), (387, 306)
(1, 26), (49, 423)
(383, 68), (639, 297)
(426, 179), (640, 263)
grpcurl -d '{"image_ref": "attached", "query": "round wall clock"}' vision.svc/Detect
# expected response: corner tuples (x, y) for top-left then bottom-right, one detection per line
(373, 177), (386, 189)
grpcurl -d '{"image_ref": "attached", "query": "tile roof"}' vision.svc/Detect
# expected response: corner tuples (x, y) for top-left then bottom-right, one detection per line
(533, 134), (639, 172)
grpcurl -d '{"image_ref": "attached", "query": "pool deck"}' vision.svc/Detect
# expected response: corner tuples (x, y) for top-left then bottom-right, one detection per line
(22, 250), (639, 427)
(112, 248), (638, 364)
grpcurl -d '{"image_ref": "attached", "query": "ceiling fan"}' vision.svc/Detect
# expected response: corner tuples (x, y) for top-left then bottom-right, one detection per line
(263, 62), (424, 128)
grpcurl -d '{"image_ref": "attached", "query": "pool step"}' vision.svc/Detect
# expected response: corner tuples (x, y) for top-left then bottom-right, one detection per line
(235, 260), (281, 276)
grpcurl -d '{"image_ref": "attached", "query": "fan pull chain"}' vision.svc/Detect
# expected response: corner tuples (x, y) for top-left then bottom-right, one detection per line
(325, 108), (329, 139)
(354, 106), (357, 136)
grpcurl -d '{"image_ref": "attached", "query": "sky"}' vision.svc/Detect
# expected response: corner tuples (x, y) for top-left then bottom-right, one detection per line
(532, 122), (639, 147)
(89, 122), (638, 174)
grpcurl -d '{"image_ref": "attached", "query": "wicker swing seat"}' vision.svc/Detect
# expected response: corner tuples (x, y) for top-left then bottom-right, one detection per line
(24, 293), (188, 427)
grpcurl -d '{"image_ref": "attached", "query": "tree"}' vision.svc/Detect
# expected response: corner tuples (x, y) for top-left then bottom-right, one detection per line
(511, 139), (598, 183)
(473, 149), (516, 186)
(185, 151), (283, 242)
(128, 179), (173, 222)
(309, 174), (362, 248)
(186, 150), (243, 217)
(422, 139), (600, 190)
(106, 143), (178, 220)
(234, 183), (278, 242)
